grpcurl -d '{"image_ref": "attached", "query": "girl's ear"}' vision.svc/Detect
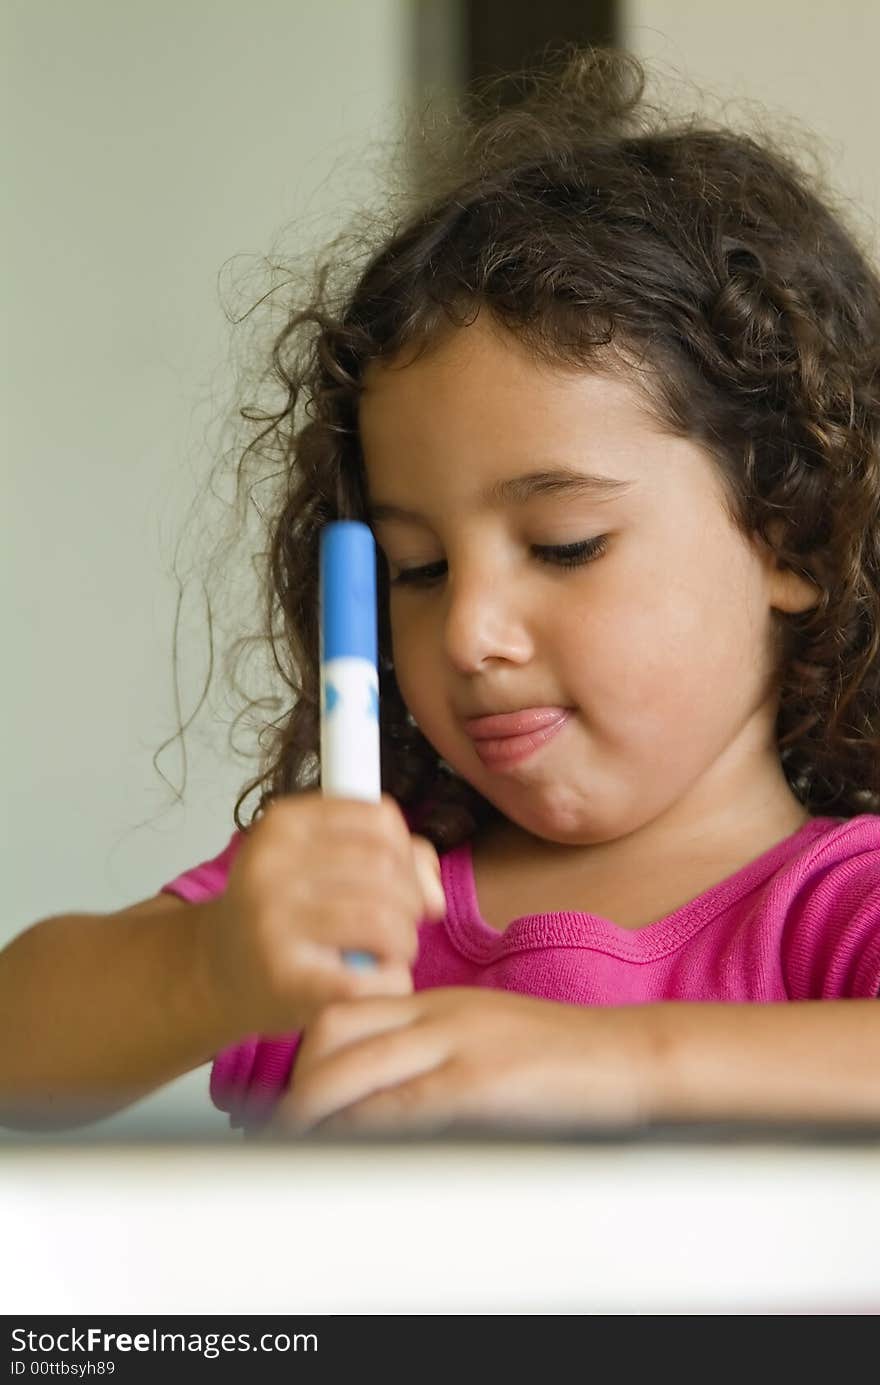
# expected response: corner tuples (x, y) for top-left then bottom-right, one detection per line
(759, 521), (821, 614)
(770, 564), (821, 614)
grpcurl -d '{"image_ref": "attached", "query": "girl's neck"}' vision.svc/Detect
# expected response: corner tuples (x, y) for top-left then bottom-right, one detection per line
(477, 778), (812, 882)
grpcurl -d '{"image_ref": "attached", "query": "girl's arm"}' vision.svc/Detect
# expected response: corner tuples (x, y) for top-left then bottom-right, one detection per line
(1, 794), (435, 1134)
(648, 998), (880, 1122)
(0, 895), (236, 1131)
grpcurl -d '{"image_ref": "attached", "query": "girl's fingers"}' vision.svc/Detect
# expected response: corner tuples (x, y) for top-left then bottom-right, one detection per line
(340, 959), (414, 1000)
(289, 905), (418, 966)
(302, 993), (420, 1052)
(319, 1063), (461, 1136)
(281, 1004), (443, 1132)
(274, 953), (413, 1022)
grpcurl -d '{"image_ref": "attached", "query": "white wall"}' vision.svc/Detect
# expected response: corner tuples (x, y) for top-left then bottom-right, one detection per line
(3, 0), (412, 1136)
(623, 2), (880, 255)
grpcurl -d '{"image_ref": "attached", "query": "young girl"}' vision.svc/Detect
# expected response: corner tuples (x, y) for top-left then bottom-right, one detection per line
(4, 46), (880, 1137)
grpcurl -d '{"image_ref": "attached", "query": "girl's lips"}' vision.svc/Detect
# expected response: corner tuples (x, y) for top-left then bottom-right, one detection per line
(465, 708), (573, 769)
(463, 706), (572, 740)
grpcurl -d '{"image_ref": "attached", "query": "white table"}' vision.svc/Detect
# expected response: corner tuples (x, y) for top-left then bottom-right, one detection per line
(3, 1133), (879, 1314)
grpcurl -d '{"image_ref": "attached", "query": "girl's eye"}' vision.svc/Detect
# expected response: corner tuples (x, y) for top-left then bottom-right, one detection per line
(389, 536), (609, 588)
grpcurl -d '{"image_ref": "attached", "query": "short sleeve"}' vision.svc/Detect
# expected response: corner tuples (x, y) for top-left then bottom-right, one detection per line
(160, 830), (244, 904)
(781, 850), (880, 999)
(211, 1033), (302, 1133)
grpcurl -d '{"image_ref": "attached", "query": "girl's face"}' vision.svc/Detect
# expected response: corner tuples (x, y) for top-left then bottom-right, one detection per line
(359, 313), (815, 849)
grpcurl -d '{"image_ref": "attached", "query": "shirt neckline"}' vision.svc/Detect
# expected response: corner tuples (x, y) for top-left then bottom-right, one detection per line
(439, 814), (842, 964)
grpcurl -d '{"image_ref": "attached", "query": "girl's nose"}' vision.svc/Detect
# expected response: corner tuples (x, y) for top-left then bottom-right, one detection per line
(441, 563), (535, 673)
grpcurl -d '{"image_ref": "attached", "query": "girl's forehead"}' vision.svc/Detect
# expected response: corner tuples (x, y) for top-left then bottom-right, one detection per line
(359, 346), (736, 528)
(359, 351), (674, 491)
(355, 318), (740, 521)
(360, 325), (659, 433)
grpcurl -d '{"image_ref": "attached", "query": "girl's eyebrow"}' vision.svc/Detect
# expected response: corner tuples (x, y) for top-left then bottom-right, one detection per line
(368, 467), (635, 525)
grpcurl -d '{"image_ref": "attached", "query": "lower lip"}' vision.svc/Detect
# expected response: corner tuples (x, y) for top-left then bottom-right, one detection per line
(469, 711), (572, 769)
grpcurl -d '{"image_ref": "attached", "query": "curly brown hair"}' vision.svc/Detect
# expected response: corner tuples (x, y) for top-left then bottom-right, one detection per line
(169, 44), (880, 853)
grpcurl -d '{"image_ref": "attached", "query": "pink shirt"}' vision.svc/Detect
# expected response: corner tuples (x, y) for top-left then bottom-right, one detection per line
(161, 812), (880, 1129)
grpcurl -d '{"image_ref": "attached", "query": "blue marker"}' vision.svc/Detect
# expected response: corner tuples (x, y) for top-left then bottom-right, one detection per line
(319, 521), (381, 970)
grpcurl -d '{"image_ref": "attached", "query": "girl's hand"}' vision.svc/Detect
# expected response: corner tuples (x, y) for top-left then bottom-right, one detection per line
(195, 792), (446, 1038)
(266, 989), (659, 1136)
